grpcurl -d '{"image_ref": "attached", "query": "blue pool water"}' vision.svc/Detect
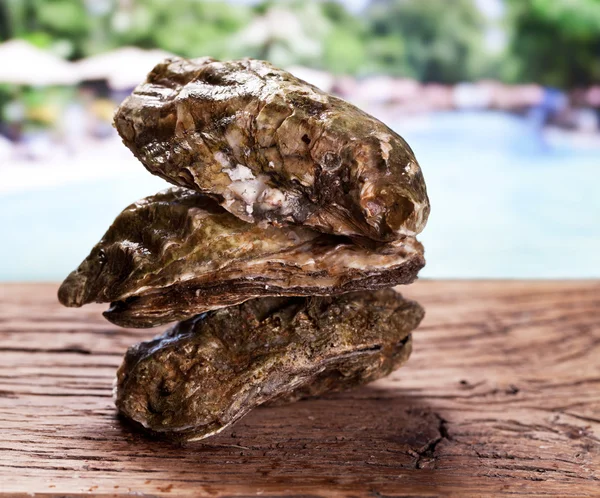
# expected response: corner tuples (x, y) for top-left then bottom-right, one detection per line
(1, 111), (599, 281)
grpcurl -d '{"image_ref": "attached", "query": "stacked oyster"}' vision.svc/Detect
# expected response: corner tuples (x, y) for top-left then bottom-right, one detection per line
(58, 58), (430, 441)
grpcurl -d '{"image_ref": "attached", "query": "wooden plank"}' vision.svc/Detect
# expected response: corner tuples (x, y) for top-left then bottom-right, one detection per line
(0, 281), (598, 497)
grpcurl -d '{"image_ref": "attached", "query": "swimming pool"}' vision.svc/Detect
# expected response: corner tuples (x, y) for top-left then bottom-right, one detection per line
(1, 111), (598, 281)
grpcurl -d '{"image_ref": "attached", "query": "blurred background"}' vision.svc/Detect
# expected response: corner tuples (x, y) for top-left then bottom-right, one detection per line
(0, 0), (598, 281)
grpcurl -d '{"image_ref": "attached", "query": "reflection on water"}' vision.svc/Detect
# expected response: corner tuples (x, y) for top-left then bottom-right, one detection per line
(1, 111), (598, 280)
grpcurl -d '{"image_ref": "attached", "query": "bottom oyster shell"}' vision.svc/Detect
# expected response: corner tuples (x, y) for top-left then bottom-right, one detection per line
(115, 289), (424, 441)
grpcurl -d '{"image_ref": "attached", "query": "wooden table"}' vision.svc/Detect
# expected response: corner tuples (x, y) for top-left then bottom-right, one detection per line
(1, 281), (598, 497)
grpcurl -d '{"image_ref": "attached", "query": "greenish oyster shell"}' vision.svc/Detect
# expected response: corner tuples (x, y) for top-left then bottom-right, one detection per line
(58, 187), (425, 328)
(114, 57), (429, 242)
(115, 289), (423, 441)
(58, 57), (431, 442)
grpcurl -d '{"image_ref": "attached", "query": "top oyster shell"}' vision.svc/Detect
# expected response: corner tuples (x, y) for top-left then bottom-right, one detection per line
(114, 57), (430, 242)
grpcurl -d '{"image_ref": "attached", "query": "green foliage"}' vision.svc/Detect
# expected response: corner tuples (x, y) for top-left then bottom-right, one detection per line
(366, 0), (486, 82)
(528, 0), (600, 39)
(321, 1), (368, 74)
(363, 35), (408, 76)
(1, 0), (250, 59)
(506, 0), (600, 87)
(323, 26), (367, 75)
(109, 0), (250, 59)
(228, 1), (332, 68)
(0, 0), (598, 87)
(2, 0), (92, 57)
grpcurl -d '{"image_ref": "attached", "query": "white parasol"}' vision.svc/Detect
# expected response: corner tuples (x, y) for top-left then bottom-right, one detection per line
(0, 39), (77, 85)
(75, 47), (174, 90)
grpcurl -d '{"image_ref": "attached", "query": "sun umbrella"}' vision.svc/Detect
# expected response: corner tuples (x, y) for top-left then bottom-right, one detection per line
(0, 39), (78, 85)
(75, 47), (174, 91)
(286, 65), (334, 93)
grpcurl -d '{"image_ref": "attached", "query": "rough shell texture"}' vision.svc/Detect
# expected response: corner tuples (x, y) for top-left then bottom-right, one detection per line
(58, 188), (425, 328)
(114, 57), (430, 241)
(115, 289), (423, 441)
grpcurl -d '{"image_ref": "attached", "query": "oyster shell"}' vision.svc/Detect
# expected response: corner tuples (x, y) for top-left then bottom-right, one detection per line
(114, 57), (430, 241)
(58, 57), (430, 442)
(58, 187), (425, 328)
(115, 289), (423, 441)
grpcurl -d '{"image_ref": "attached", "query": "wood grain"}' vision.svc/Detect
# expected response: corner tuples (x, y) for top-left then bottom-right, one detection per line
(0, 281), (598, 497)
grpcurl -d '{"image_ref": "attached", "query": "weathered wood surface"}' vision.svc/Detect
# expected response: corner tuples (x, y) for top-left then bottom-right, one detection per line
(0, 281), (598, 497)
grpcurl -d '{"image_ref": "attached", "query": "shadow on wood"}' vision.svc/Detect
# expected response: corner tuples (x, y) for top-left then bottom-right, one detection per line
(101, 385), (453, 493)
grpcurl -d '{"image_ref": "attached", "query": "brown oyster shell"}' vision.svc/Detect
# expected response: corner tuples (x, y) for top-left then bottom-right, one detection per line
(58, 57), (431, 442)
(58, 187), (425, 328)
(115, 289), (423, 441)
(114, 57), (430, 241)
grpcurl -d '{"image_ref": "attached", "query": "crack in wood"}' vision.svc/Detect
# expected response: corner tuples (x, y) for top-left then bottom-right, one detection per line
(413, 413), (449, 470)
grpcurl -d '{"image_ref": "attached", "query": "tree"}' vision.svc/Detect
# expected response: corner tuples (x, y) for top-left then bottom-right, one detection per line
(321, 1), (368, 75)
(230, 0), (368, 73)
(366, 0), (486, 82)
(0, 0), (251, 60)
(104, 0), (251, 59)
(1, 0), (94, 58)
(505, 0), (600, 88)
